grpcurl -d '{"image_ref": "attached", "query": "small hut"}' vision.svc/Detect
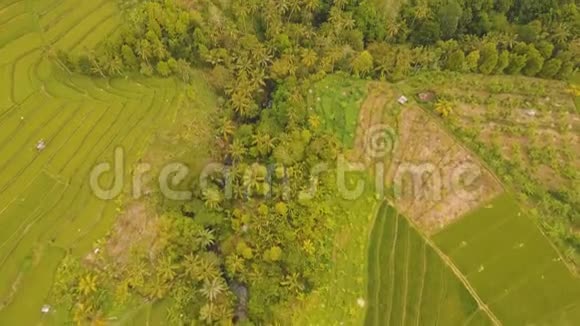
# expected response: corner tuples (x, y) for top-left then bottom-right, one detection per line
(418, 91), (436, 102)
(36, 139), (46, 152)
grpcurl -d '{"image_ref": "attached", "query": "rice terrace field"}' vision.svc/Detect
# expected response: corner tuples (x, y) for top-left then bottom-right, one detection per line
(0, 0), (184, 323)
(365, 202), (492, 326)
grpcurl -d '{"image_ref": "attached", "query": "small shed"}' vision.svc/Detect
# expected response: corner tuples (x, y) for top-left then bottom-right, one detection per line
(525, 109), (537, 117)
(41, 304), (51, 314)
(36, 139), (46, 152)
(418, 91), (436, 102)
(398, 96), (408, 105)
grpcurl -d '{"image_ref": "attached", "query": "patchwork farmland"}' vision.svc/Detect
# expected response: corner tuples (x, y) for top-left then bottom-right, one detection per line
(354, 81), (580, 325)
(365, 202), (492, 326)
(0, 0), (183, 323)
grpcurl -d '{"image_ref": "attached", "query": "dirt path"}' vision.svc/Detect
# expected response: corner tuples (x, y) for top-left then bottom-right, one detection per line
(351, 83), (391, 163)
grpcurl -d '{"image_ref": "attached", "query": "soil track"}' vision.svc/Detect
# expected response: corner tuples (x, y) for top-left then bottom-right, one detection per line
(351, 83), (392, 163)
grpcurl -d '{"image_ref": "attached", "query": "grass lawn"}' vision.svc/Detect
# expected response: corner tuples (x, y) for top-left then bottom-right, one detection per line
(308, 74), (368, 148)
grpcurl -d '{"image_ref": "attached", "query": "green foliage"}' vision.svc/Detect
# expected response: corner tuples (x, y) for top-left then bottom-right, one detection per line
(506, 53), (527, 74)
(465, 50), (481, 73)
(479, 43), (499, 75)
(522, 45), (545, 76)
(351, 51), (374, 77)
(445, 49), (465, 72)
(540, 58), (563, 79)
(438, 0), (463, 39)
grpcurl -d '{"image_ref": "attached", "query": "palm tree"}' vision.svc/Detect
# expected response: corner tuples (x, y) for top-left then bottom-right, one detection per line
(216, 304), (234, 323)
(157, 255), (179, 281)
(435, 99), (453, 117)
(304, 0), (320, 12)
(153, 40), (168, 59)
(197, 257), (220, 282)
(199, 303), (218, 324)
(225, 254), (245, 276)
(550, 22), (571, 46)
(202, 187), (223, 210)
(228, 139), (247, 162)
(44, 46), (72, 74)
(280, 272), (303, 293)
(197, 228), (216, 248)
(106, 56), (123, 76)
(78, 274), (98, 296)
(216, 116), (235, 141)
(252, 133), (276, 156)
(230, 90), (253, 117)
(200, 277), (227, 302)
(413, 1), (431, 22)
(286, 0), (301, 22)
(301, 48), (318, 68)
(73, 303), (92, 325)
(136, 39), (152, 63)
(88, 52), (106, 78)
(182, 253), (200, 279)
(386, 20), (402, 39)
(148, 276), (169, 299)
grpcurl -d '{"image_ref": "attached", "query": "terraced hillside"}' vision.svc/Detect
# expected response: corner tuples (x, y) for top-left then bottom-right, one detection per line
(365, 202), (492, 326)
(434, 194), (580, 325)
(0, 0), (183, 323)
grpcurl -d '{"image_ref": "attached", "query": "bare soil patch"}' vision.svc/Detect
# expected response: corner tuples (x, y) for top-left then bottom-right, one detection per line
(349, 82), (503, 234)
(386, 107), (502, 234)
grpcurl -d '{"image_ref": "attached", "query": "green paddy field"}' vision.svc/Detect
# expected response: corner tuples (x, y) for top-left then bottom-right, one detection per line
(434, 194), (580, 325)
(365, 202), (491, 326)
(365, 196), (580, 325)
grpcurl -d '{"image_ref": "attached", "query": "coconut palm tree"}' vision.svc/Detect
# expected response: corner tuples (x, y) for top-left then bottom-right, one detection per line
(157, 255), (179, 281)
(304, 0), (320, 12)
(301, 48), (318, 68)
(78, 274), (98, 296)
(88, 52), (106, 78)
(202, 187), (223, 210)
(228, 139), (247, 162)
(73, 303), (92, 325)
(280, 272), (303, 293)
(197, 228), (216, 248)
(435, 99), (453, 117)
(216, 116), (235, 141)
(199, 303), (219, 324)
(182, 253), (200, 279)
(200, 277), (227, 302)
(136, 39), (152, 64)
(106, 56), (123, 76)
(197, 257), (220, 282)
(252, 133), (276, 156)
(225, 254), (245, 276)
